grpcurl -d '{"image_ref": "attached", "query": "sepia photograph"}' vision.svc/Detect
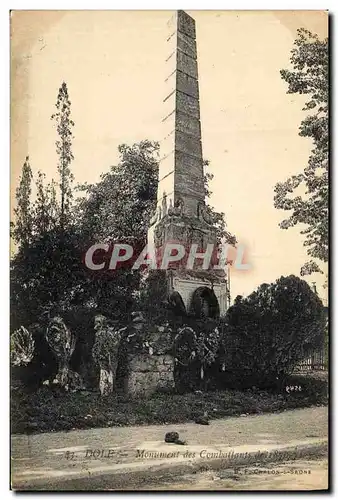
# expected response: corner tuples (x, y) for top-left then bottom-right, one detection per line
(10, 9), (329, 491)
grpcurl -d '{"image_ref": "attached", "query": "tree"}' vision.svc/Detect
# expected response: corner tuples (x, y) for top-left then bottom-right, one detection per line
(274, 29), (328, 276)
(12, 156), (33, 246)
(51, 82), (74, 228)
(11, 165), (76, 331)
(32, 172), (58, 236)
(204, 160), (236, 246)
(223, 275), (326, 388)
(76, 140), (159, 244)
(10, 227), (86, 330)
(74, 140), (161, 319)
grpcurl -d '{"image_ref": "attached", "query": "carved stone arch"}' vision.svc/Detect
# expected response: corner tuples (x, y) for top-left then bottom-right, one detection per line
(190, 286), (220, 319)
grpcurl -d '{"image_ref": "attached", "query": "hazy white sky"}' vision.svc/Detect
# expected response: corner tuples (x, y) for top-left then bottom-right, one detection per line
(11, 10), (328, 301)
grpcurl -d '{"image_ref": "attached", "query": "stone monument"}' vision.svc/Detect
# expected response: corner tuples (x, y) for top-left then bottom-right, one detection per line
(148, 10), (229, 318)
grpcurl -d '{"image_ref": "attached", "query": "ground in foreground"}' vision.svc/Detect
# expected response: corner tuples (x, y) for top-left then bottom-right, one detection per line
(137, 458), (328, 491)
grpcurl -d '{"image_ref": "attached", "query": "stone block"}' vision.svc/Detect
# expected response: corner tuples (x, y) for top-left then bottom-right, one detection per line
(167, 11), (196, 40)
(176, 130), (202, 159)
(177, 10), (196, 39)
(129, 354), (156, 372)
(177, 51), (198, 79)
(165, 70), (199, 102)
(174, 150), (205, 199)
(176, 91), (200, 119)
(161, 129), (202, 161)
(176, 71), (199, 99)
(177, 30), (197, 58)
(125, 366), (174, 398)
(162, 109), (201, 144)
(167, 30), (197, 60)
(163, 355), (174, 365)
(176, 111), (201, 138)
(157, 363), (170, 372)
(157, 371), (175, 386)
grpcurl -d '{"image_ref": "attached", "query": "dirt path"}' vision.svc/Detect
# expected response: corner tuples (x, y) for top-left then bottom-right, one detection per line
(141, 459), (328, 491)
(11, 406), (328, 490)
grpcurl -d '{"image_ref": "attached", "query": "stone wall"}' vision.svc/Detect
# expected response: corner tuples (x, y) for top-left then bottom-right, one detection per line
(124, 353), (175, 398)
(122, 324), (175, 398)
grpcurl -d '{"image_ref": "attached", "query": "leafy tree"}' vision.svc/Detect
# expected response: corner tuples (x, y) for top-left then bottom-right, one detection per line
(73, 140), (161, 319)
(274, 29), (328, 276)
(223, 275), (326, 388)
(51, 82), (74, 228)
(10, 227), (85, 330)
(32, 172), (58, 236)
(76, 140), (159, 244)
(204, 160), (236, 246)
(12, 156), (33, 246)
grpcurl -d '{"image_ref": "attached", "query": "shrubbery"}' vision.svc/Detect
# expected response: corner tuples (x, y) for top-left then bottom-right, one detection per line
(219, 275), (326, 389)
(11, 372), (327, 434)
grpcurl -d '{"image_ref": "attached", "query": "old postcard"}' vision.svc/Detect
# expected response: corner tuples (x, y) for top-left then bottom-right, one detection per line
(10, 10), (329, 491)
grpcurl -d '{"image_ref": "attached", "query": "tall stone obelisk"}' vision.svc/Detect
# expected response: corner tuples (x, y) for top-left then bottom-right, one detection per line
(158, 10), (205, 218)
(149, 10), (228, 317)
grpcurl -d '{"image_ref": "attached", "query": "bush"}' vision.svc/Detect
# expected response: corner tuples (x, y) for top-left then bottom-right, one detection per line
(11, 373), (327, 434)
(220, 275), (326, 389)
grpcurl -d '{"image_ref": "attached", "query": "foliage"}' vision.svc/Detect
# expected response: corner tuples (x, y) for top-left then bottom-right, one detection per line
(32, 172), (59, 236)
(204, 160), (237, 246)
(172, 318), (222, 392)
(11, 81), (77, 330)
(11, 141), (159, 331)
(10, 326), (35, 367)
(223, 275), (326, 387)
(173, 326), (197, 367)
(51, 82), (75, 228)
(92, 316), (122, 371)
(11, 157), (33, 246)
(11, 372), (327, 434)
(75, 140), (159, 243)
(122, 321), (174, 358)
(10, 227), (86, 330)
(138, 270), (171, 322)
(195, 324), (221, 368)
(274, 29), (329, 275)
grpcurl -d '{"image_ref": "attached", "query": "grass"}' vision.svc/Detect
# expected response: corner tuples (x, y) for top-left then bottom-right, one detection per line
(11, 372), (328, 435)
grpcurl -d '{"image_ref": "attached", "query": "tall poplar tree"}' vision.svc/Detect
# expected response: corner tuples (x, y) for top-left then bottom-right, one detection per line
(51, 82), (74, 228)
(12, 156), (33, 246)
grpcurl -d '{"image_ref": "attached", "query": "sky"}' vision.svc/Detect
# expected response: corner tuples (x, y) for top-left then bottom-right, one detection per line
(10, 10), (328, 302)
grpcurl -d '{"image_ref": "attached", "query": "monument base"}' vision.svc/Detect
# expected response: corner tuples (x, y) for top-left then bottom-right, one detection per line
(124, 353), (175, 398)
